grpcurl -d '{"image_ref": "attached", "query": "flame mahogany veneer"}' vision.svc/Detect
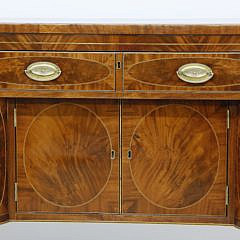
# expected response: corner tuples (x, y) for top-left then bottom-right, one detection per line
(0, 23), (240, 228)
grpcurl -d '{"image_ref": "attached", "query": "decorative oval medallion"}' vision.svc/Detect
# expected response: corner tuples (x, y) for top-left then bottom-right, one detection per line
(130, 104), (219, 209)
(0, 56), (111, 86)
(127, 57), (240, 87)
(24, 103), (112, 207)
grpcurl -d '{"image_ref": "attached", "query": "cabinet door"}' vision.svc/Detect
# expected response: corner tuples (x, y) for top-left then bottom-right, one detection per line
(16, 99), (119, 214)
(0, 100), (7, 222)
(122, 100), (227, 217)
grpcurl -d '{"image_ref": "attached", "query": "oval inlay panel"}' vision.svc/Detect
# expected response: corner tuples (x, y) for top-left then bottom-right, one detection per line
(130, 104), (219, 209)
(24, 103), (112, 207)
(128, 57), (240, 87)
(0, 110), (5, 207)
(0, 57), (110, 85)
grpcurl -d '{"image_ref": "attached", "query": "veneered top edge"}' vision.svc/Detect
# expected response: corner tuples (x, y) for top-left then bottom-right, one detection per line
(0, 23), (240, 35)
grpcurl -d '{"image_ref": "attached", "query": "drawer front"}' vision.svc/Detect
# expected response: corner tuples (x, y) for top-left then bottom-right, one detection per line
(124, 53), (240, 92)
(0, 52), (115, 92)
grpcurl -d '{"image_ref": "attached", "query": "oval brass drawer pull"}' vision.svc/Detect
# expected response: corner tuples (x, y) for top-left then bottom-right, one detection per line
(177, 63), (214, 84)
(25, 62), (61, 81)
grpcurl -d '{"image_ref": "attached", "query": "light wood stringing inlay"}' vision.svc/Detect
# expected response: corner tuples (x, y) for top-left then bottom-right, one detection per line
(0, 52), (115, 92)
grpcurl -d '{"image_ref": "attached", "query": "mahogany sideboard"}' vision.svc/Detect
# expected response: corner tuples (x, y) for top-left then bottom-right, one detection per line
(1, 23), (240, 228)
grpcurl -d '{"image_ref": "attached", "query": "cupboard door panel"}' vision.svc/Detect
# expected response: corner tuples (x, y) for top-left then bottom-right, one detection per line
(0, 99), (7, 222)
(17, 99), (119, 214)
(122, 100), (227, 217)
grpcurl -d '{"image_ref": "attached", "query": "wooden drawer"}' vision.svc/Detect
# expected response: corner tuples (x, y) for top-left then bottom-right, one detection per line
(124, 53), (240, 92)
(0, 52), (115, 92)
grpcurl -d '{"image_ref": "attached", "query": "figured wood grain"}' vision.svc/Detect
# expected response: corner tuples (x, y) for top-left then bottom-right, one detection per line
(0, 40), (240, 99)
(3, 34), (240, 52)
(2, 34), (240, 52)
(24, 103), (112, 207)
(0, 99), (7, 222)
(124, 53), (240, 92)
(129, 104), (219, 209)
(122, 100), (227, 216)
(0, 106), (6, 206)
(0, 52), (115, 92)
(0, 24), (240, 35)
(1, 58), (109, 85)
(17, 99), (119, 213)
